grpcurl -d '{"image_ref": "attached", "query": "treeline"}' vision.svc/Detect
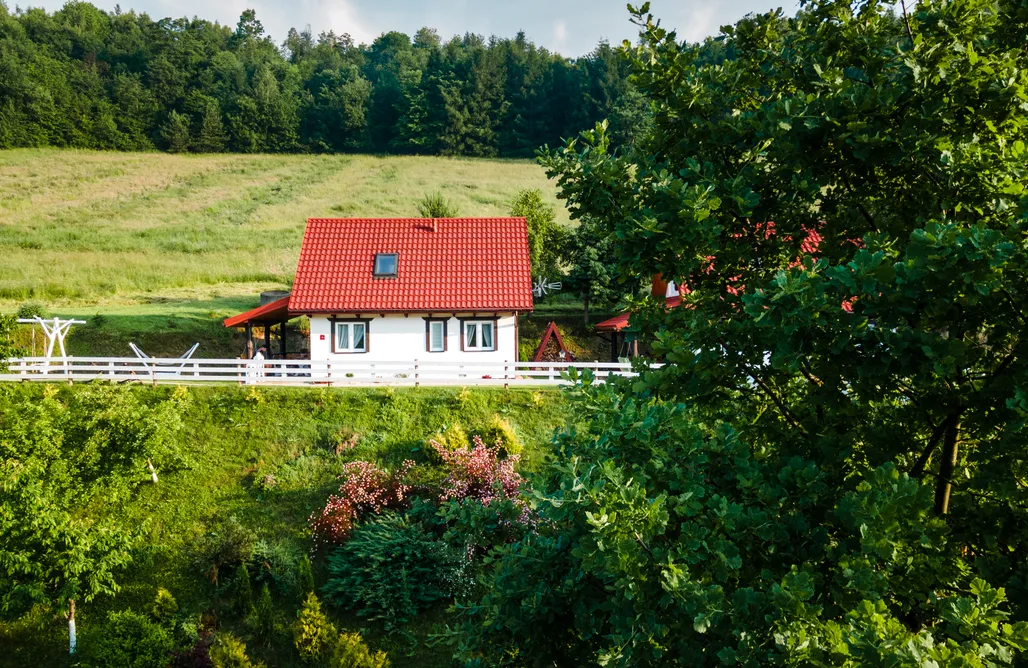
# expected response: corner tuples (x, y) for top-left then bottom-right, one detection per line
(0, 3), (650, 156)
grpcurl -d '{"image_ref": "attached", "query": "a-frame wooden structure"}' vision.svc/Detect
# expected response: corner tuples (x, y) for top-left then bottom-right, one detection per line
(532, 321), (575, 362)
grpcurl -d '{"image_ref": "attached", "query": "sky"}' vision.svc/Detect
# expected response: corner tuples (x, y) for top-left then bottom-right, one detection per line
(28, 0), (800, 57)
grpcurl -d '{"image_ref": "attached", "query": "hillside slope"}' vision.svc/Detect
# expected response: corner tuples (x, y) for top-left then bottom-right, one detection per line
(0, 149), (575, 356)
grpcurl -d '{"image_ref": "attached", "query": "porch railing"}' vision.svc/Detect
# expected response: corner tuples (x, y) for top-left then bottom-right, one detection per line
(0, 357), (656, 387)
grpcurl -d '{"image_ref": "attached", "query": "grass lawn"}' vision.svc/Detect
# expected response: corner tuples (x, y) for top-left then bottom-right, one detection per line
(0, 149), (572, 356)
(0, 383), (568, 667)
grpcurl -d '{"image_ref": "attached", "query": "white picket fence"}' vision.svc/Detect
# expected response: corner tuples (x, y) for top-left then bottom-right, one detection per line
(0, 357), (651, 387)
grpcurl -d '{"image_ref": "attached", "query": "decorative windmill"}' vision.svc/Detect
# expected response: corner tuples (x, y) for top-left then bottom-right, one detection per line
(532, 276), (562, 299)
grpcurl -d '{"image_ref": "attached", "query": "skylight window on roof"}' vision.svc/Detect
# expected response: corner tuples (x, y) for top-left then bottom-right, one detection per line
(373, 253), (398, 277)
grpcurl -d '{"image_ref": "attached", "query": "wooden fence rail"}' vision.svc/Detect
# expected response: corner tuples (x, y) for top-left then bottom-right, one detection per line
(0, 357), (656, 387)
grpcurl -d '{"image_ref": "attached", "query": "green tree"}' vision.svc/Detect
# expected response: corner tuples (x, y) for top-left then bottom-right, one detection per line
(563, 211), (630, 323)
(456, 0), (1028, 664)
(233, 563), (254, 616)
(0, 461), (133, 656)
(509, 188), (566, 280)
(159, 110), (190, 153)
(194, 101), (226, 153)
(0, 386), (187, 655)
(294, 592), (335, 662)
(296, 554), (315, 600)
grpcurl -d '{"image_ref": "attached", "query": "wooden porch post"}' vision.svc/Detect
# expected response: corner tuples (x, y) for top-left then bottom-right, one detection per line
(264, 323), (271, 355)
(610, 332), (618, 363)
(245, 322), (254, 358)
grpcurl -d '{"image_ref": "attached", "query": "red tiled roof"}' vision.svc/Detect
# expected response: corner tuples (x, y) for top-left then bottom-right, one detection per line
(595, 297), (683, 332)
(288, 218), (534, 313)
(223, 296), (292, 328)
(596, 222), (858, 332)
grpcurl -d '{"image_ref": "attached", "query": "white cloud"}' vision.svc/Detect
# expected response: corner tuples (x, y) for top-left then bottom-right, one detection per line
(680, 5), (718, 43)
(550, 19), (568, 51)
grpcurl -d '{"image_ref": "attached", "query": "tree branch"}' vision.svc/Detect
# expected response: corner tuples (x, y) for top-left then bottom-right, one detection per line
(911, 415), (953, 477)
(800, 361), (823, 388)
(839, 171), (878, 232)
(900, 1), (915, 44)
(748, 369), (809, 436)
(934, 415), (961, 516)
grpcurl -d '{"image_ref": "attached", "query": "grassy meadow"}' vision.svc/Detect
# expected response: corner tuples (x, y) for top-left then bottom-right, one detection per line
(0, 149), (573, 356)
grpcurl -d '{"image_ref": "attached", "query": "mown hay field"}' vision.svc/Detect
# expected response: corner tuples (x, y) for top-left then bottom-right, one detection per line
(0, 149), (569, 355)
(0, 149), (566, 307)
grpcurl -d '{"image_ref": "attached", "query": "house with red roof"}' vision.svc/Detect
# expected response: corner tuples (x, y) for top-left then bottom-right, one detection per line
(225, 217), (533, 365)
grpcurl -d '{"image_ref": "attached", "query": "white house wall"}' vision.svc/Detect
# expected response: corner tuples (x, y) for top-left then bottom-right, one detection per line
(309, 314), (519, 364)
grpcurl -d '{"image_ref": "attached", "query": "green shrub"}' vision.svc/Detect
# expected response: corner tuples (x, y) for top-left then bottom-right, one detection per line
(328, 632), (390, 668)
(152, 587), (179, 623)
(294, 593), (336, 663)
(481, 414), (522, 457)
(15, 301), (46, 319)
(247, 583), (276, 642)
(322, 512), (461, 629)
(192, 515), (257, 586)
(233, 564), (254, 616)
(297, 554), (315, 600)
(425, 421), (469, 464)
(210, 633), (263, 668)
(250, 539), (300, 595)
(82, 609), (175, 668)
(415, 192), (460, 218)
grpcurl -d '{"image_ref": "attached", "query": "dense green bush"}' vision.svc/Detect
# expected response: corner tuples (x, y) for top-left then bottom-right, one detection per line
(191, 515), (257, 587)
(294, 593), (336, 663)
(322, 512), (461, 629)
(481, 414), (522, 457)
(209, 633), (262, 668)
(415, 192), (460, 218)
(15, 301), (46, 319)
(246, 584), (277, 643)
(327, 633), (390, 668)
(81, 609), (175, 668)
(152, 588), (179, 623)
(424, 422), (468, 464)
(250, 539), (301, 595)
(232, 564), (255, 616)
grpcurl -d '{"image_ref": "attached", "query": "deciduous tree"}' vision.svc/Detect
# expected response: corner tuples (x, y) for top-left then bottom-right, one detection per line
(457, 0), (1028, 664)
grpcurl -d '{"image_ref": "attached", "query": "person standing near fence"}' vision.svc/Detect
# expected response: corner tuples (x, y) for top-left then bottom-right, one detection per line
(247, 346), (266, 384)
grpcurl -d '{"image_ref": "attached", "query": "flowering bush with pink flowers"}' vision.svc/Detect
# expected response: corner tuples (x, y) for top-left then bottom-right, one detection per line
(431, 435), (523, 505)
(310, 460), (415, 546)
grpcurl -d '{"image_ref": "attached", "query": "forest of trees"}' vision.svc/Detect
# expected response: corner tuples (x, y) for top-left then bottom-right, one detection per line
(0, 2), (650, 156)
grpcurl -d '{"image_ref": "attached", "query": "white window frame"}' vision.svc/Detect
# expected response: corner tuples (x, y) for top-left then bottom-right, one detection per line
(333, 320), (368, 354)
(462, 320), (496, 352)
(427, 320), (446, 353)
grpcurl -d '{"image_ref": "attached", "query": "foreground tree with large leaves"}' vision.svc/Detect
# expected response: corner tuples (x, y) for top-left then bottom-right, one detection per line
(0, 386), (188, 655)
(452, 0), (1028, 664)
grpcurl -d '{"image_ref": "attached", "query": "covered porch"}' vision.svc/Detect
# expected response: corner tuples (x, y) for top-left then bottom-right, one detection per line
(223, 296), (308, 359)
(593, 311), (640, 364)
(593, 296), (682, 363)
